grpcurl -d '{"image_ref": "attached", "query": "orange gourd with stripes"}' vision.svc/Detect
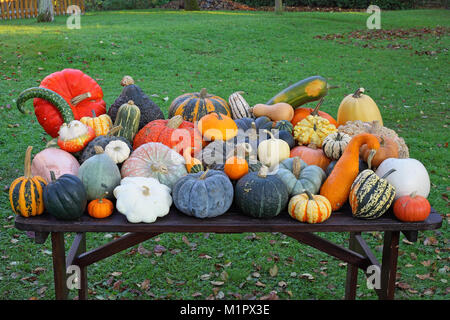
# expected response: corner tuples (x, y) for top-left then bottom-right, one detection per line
(80, 110), (113, 136)
(288, 191), (332, 224)
(9, 146), (47, 217)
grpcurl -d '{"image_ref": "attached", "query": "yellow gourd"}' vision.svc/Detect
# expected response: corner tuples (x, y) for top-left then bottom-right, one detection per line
(337, 88), (383, 127)
(293, 115), (337, 147)
(250, 102), (294, 122)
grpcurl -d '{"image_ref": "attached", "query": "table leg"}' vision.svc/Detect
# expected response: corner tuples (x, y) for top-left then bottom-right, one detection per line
(51, 232), (68, 300)
(379, 231), (400, 300)
(78, 234), (87, 300)
(344, 232), (359, 300)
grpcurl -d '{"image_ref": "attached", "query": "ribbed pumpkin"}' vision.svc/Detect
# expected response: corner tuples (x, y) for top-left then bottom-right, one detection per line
(9, 146), (47, 217)
(228, 91), (252, 119)
(133, 115), (202, 156)
(112, 100), (141, 142)
(360, 135), (399, 168)
(290, 144), (331, 171)
(80, 110), (113, 136)
(198, 111), (238, 142)
(322, 132), (351, 160)
(288, 191), (332, 224)
(169, 88), (231, 122)
(337, 88), (383, 127)
(349, 168), (396, 219)
(87, 192), (114, 219)
(393, 192), (431, 222)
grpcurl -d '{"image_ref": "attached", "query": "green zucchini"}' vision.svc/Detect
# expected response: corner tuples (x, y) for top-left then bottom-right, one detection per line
(16, 87), (74, 123)
(266, 76), (328, 109)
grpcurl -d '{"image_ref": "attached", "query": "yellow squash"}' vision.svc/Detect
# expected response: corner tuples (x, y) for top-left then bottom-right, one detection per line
(293, 115), (337, 147)
(337, 88), (383, 127)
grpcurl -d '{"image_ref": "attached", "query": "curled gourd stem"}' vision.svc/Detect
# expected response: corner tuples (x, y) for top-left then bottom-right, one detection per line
(107, 125), (123, 137)
(71, 92), (91, 106)
(380, 168), (396, 179)
(366, 149), (377, 170)
(24, 146), (33, 179)
(98, 191), (109, 203)
(311, 97), (325, 116)
(199, 88), (208, 99)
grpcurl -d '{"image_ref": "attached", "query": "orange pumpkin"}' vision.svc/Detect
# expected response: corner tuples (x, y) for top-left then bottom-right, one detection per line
(291, 98), (338, 127)
(393, 192), (431, 222)
(224, 156), (249, 180)
(360, 135), (398, 168)
(290, 143), (331, 171)
(198, 111), (238, 142)
(87, 192), (114, 219)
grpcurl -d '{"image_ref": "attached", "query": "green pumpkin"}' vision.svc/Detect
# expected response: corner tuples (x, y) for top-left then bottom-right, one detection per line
(43, 172), (87, 220)
(113, 100), (141, 142)
(274, 120), (293, 133)
(234, 166), (289, 219)
(78, 146), (121, 201)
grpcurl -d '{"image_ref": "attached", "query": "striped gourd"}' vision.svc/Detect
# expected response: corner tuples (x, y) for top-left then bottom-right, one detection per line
(80, 110), (113, 136)
(228, 91), (252, 119)
(349, 168), (396, 219)
(322, 132), (351, 160)
(288, 190), (332, 224)
(113, 100), (141, 142)
(9, 146), (47, 217)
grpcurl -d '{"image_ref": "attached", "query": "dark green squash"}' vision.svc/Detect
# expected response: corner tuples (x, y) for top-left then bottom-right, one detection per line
(277, 130), (295, 149)
(274, 120), (294, 133)
(113, 100), (141, 142)
(43, 172), (87, 220)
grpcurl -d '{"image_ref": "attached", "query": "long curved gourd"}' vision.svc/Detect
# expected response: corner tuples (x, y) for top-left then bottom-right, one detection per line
(319, 133), (380, 211)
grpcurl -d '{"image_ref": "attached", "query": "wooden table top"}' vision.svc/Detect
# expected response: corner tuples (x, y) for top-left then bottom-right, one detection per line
(14, 204), (443, 234)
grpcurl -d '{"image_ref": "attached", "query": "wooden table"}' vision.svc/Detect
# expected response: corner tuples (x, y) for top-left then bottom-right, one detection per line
(14, 204), (442, 300)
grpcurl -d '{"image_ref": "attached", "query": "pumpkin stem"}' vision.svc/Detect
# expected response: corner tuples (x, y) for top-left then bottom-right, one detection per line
(127, 100), (135, 105)
(304, 190), (315, 201)
(71, 92), (92, 106)
(263, 129), (275, 140)
(167, 115), (184, 129)
(199, 169), (210, 180)
(410, 191), (417, 198)
(24, 146), (33, 179)
(121, 76), (135, 87)
(142, 186), (150, 196)
(91, 110), (97, 118)
(311, 97), (324, 116)
(352, 88), (365, 98)
(381, 168), (396, 179)
(94, 146), (104, 154)
(150, 163), (169, 174)
(199, 88), (208, 99)
(98, 191), (109, 203)
(49, 170), (57, 182)
(366, 149), (377, 170)
(292, 157), (302, 179)
(257, 165), (269, 178)
(107, 125), (123, 136)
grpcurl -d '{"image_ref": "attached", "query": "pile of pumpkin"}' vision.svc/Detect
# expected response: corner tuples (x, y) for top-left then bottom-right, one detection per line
(10, 69), (432, 224)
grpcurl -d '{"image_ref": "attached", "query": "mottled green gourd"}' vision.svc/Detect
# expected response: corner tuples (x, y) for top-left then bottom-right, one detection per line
(113, 100), (141, 142)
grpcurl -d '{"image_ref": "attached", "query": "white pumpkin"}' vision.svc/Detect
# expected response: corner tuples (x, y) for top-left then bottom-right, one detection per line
(257, 130), (290, 169)
(375, 158), (430, 200)
(113, 177), (172, 223)
(105, 140), (130, 164)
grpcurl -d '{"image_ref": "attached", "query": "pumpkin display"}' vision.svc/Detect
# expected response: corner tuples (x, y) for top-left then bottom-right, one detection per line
(112, 100), (141, 142)
(198, 112), (238, 142)
(293, 114), (337, 147)
(31, 148), (80, 183)
(228, 91), (252, 119)
(114, 177), (172, 223)
(80, 110), (113, 136)
(172, 169), (234, 218)
(121, 142), (187, 190)
(275, 157), (326, 197)
(393, 192), (431, 222)
(234, 166), (289, 219)
(169, 88), (231, 122)
(104, 140), (131, 164)
(289, 144), (331, 171)
(9, 146), (47, 218)
(57, 120), (96, 153)
(266, 76), (328, 108)
(320, 133), (380, 211)
(78, 146), (121, 201)
(250, 102), (294, 122)
(108, 76), (164, 130)
(337, 88), (383, 127)
(257, 130), (290, 169)
(360, 135), (399, 168)
(43, 171), (87, 220)
(133, 115), (203, 156)
(349, 168), (396, 219)
(288, 191), (332, 224)
(87, 192), (114, 219)
(322, 132), (352, 160)
(375, 158), (430, 200)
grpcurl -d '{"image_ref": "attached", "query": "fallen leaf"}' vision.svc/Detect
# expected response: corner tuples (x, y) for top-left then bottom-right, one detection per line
(255, 281), (266, 287)
(269, 265), (278, 277)
(140, 279), (150, 290)
(210, 281), (224, 286)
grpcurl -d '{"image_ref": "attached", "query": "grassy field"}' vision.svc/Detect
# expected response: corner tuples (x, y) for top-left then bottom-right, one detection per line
(0, 9), (448, 300)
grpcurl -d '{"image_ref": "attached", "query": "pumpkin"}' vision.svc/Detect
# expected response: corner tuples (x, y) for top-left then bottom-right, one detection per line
(208, 142), (262, 174)
(275, 156), (326, 197)
(288, 191), (332, 224)
(349, 168), (396, 219)
(224, 155), (249, 180)
(31, 148), (80, 183)
(114, 177), (172, 223)
(183, 147), (204, 173)
(112, 100), (141, 142)
(293, 114), (337, 147)
(43, 171), (87, 220)
(104, 140), (130, 164)
(393, 192), (431, 222)
(337, 88), (383, 127)
(257, 130), (290, 169)
(198, 112), (238, 142)
(9, 146), (47, 217)
(57, 120), (96, 153)
(78, 146), (121, 201)
(121, 142), (187, 190)
(172, 169), (234, 218)
(133, 115), (203, 156)
(289, 144), (331, 171)
(108, 76), (164, 130)
(234, 116), (273, 132)
(360, 135), (398, 168)
(87, 192), (114, 219)
(375, 158), (430, 200)
(322, 132), (351, 160)
(169, 88), (231, 122)
(33, 69), (106, 138)
(290, 98), (338, 128)
(234, 166), (289, 219)
(266, 76), (328, 108)
(320, 133), (380, 211)
(250, 102), (294, 122)
(228, 91), (252, 119)
(80, 110), (113, 136)
(277, 130), (295, 149)
(274, 120), (294, 133)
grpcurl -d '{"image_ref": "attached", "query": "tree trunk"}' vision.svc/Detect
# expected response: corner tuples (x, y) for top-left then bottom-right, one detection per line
(275, 0), (283, 14)
(37, 0), (54, 22)
(184, 0), (200, 11)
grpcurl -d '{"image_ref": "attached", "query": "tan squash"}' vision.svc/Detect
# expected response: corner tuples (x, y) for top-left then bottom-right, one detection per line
(337, 88), (383, 127)
(250, 102), (294, 122)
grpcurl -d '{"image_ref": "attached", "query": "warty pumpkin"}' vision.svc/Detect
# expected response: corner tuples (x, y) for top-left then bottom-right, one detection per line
(293, 114), (337, 148)
(337, 88), (383, 127)
(288, 190), (332, 224)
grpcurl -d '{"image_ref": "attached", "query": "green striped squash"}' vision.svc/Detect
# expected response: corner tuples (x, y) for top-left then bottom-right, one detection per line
(113, 100), (141, 142)
(349, 168), (396, 219)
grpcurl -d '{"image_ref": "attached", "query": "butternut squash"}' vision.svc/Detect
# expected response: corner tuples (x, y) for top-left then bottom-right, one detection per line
(319, 133), (380, 211)
(250, 103), (294, 122)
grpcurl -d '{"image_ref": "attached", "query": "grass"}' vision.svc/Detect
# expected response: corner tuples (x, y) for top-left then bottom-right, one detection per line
(0, 9), (449, 300)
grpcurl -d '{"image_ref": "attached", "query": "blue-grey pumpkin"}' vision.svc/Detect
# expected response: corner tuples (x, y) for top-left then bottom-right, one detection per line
(172, 169), (234, 218)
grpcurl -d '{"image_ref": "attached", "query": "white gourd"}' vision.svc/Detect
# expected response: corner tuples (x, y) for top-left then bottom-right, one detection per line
(228, 91), (252, 119)
(104, 140), (130, 164)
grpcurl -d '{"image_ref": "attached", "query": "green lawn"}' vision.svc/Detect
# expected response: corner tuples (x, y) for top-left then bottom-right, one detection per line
(0, 9), (448, 300)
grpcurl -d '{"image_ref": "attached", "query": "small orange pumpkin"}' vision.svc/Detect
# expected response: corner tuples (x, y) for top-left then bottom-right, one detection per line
(290, 143), (331, 171)
(87, 192), (114, 219)
(198, 111), (238, 142)
(224, 156), (249, 180)
(288, 190), (332, 224)
(360, 135), (398, 168)
(291, 98), (338, 127)
(393, 191), (431, 222)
